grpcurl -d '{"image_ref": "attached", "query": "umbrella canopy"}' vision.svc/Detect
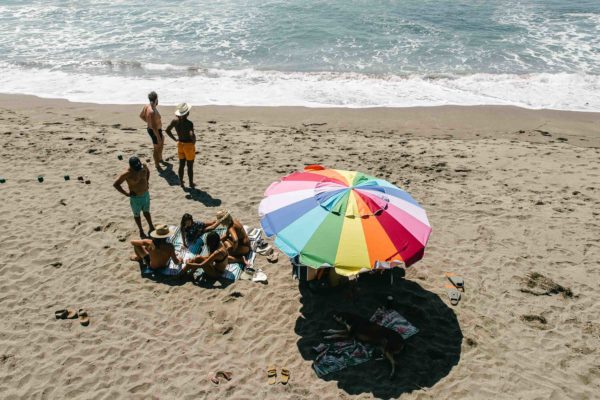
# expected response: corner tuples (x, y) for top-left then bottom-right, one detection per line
(259, 165), (431, 276)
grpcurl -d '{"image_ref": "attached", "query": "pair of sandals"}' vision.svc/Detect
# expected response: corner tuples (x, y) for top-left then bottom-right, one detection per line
(256, 240), (278, 263)
(267, 366), (290, 385)
(55, 308), (89, 326)
(208, 370), (232, 385)
(446, 273), (465, 306)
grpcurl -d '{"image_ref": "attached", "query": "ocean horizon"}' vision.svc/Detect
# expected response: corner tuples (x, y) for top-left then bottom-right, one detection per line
(1, 0), (599, 110)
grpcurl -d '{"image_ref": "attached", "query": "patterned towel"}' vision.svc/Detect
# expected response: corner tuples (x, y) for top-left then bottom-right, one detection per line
(312, 308), (418, 377)
(145, 226), (258, 281)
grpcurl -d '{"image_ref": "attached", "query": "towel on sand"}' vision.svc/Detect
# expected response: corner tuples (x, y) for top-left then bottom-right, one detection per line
(312, 308), (418, 377)
(144, 226), (257, 281)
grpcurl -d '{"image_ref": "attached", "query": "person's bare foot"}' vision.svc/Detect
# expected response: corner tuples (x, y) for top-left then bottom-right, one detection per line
(189, 182), (196, 189)
(139, 230), (147, 238)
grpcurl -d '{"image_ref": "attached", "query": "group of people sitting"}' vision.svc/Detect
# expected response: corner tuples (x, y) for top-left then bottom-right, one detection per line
(129, 209), (251, 279)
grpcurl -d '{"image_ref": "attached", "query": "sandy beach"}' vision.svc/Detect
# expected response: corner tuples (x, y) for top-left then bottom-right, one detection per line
(0, 94), (599, 399)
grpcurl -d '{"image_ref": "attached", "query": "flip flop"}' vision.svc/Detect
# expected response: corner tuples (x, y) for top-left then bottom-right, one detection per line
(208, 373), (220, 385)
(216, 371), (232, 381)
(446, 273), (465, 291)
(447, 288), (461, 306)
(253, 269), (268, 283)
(280, 368), (290, 385)
(267, 252), (279, 263)
(55, 308), (78, 319)
(256, 242), (272, 255)
(240, 267), (255, 281)
(78, 309), (90, 326)
(267, 366), (277, 385)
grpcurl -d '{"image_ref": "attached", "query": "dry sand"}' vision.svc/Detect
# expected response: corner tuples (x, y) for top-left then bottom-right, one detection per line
(0, 94), (599, 399)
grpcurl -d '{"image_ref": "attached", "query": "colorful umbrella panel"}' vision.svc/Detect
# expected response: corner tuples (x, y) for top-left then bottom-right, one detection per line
(259, 166), (431, 276)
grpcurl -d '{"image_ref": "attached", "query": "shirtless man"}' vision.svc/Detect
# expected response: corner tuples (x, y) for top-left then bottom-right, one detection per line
(130, 225), (181, 271)
(139, 91), (164, 172)
(165, 103), (196, 188)
(113, 156), (154, 238)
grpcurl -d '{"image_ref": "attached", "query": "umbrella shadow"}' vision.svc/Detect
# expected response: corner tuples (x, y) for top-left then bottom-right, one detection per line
(295, 273), (463, 399)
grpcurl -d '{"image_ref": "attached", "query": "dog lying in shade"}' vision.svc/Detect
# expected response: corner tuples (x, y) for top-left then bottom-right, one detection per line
(323, 311), (405, 377)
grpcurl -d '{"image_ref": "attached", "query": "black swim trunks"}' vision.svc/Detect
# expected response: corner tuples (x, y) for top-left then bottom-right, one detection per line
(147, 128), (164, 145)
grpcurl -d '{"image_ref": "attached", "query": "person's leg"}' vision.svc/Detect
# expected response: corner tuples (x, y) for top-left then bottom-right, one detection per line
(140, 192), (153, 234)
(153, 144), (163, 172)
(181, 255), (207, 274)
(157, 130), (165, 163)
(143, 212), (154, 234)
(178, 159), (186, 187)
(133, 216), (145, 238)
(130, 242), (148, 261)
(187, 160), (194, 187)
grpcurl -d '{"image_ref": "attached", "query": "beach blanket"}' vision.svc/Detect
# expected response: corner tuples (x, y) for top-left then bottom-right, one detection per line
(312, 308), (418, 377)
(144, 226), (258, 281)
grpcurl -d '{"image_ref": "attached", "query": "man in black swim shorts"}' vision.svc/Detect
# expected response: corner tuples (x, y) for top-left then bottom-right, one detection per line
(139, 91), (165, 172)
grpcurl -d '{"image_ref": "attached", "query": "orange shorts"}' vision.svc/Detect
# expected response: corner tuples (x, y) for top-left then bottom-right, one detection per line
(177, 142), (196, 161)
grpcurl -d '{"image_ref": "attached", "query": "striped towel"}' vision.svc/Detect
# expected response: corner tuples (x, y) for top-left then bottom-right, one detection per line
(148, 225), (259, 281)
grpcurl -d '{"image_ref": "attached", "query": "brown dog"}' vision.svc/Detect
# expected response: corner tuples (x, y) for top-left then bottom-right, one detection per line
(323, 311), (405, 377)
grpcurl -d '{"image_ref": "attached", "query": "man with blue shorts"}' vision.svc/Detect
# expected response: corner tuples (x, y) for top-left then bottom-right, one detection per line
(113, 156), (155, 238)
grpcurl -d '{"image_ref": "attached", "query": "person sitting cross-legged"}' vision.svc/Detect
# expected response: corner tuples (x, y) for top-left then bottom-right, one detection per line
(130, 225), (181, 271)
(180, 232), (228, 279)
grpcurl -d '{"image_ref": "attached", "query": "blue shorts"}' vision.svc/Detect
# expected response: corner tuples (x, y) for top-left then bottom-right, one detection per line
(130, 192), (150, 216)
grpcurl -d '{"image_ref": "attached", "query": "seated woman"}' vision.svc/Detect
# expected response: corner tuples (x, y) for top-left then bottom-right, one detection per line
(130, 224), (181, 270)
(181, 232), (228, 278)
(180, 213), (206, 248)
(206, 209), (251, 264)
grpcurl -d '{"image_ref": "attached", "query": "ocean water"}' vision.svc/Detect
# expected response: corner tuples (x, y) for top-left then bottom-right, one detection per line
(0, 0), (599, 110)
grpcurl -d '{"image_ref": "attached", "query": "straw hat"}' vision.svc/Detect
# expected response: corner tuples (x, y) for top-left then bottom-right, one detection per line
(216, 209), (232, 226)
(149, 224), (175, 239)
(175, 102), (191, 116)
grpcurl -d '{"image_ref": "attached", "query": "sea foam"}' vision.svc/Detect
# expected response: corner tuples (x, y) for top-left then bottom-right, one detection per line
(0, 64), (598, 111)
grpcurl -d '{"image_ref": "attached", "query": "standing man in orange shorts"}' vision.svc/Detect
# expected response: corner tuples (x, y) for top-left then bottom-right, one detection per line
(139, 91), (165, 172)
(165, 103), (196, 188)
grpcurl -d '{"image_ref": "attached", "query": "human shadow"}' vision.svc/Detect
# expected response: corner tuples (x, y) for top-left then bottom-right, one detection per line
(139, 264), (233, 289)
(157, 163), (180, 187)
(184, 187), (222, 207)
(295, 272), (463, 399)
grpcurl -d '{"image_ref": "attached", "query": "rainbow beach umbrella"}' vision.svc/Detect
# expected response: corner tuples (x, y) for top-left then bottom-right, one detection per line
(258, 166), (431, 276)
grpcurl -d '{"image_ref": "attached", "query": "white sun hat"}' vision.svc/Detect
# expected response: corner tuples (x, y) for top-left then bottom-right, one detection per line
(175, 102), (192, 116)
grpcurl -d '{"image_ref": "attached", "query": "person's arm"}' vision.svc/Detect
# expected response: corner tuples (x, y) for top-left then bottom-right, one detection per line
(170, 245), (181, 265)
(226, 226), (239, 246)
(113, 171), (130, 197)
(190, 127), (196, 144)
(131, 238), (150, 247)
(145, 165), (150, 183)
(203, 220), (218, 231)
(186, 250), (220, 268)
(139, 106), (147, 122)
(165, 119), (177, 141)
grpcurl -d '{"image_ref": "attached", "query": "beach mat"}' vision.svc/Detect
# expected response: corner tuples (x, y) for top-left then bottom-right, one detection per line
(312, 308), (418, 377)
(144, 226), (258, 281)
